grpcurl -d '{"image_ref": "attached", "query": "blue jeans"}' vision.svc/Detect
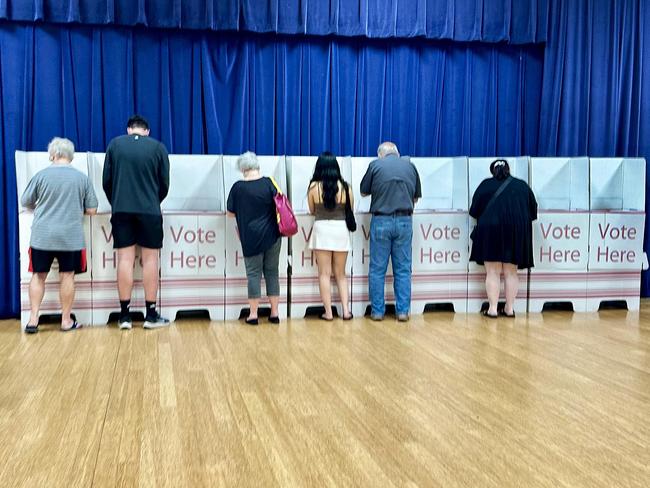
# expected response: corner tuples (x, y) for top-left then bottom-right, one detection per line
(369, 215), (413, 316)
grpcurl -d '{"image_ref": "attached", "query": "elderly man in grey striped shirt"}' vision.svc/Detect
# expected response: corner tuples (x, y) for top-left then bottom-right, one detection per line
(20, 137), (98, 333)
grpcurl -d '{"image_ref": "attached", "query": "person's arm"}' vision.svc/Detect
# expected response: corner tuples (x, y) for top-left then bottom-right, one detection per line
(307, 183), (317, 215)
(158, 143), (170, 202)
(529, 186), (538, 221)
(102, 145), (113, 204)
(359, 165), (373, 197)
(413, 166), (422, 204)
(226, 185), (236, 218)
(20, 175), (39, 210)
(84, 177), (99, 215)
(469, 182), (486, 219)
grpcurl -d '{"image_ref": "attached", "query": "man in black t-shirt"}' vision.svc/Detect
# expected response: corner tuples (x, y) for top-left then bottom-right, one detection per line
(103, 115), (170, 329)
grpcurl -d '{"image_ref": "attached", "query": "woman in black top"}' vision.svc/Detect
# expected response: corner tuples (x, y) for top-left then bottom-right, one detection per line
(469, 159), (537, 318)
(227, 152), (282, 325)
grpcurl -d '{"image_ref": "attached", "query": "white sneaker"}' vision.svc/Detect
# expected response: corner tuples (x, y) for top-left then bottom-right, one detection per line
(143, 313), (170, 329)
(118, 316), (133, 330)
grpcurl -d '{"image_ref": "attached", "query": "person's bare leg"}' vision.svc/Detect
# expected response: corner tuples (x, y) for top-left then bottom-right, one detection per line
(503, 263), (519, 315)
(315, 250), (334, 319)
(268, 296), (279, 318)
(141, 247), (160, 302)
(484, 261), (502, 316)
(248, 298), (260, 320)
(333, 251), (351, 318)
(28, 272), (48, 325)
(117, 245), (136, 300)
(59, 272), (76, 329)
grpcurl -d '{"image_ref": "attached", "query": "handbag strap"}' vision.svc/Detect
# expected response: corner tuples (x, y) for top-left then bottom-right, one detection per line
(480, 176), (513, 221)
(269, 176), (282, 195)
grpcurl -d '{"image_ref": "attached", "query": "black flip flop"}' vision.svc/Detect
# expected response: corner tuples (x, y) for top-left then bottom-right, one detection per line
(320, 314), (334, 321)
(482, 310), (498, 319)
(25, 324), (39, 334)
(61, 320), (83, 332)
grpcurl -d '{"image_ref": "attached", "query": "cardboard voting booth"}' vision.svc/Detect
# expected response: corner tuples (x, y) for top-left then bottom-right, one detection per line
(223, 155), (289, 320)
(286, 156), (353, 318)
(160, 155), (226, 321)
(410, 157), (469, 313)
(467, 157), (530, 313)
(16, 152), (93, 327)
(587, 158), (646, 311)
(87, 152), (152, 324)
(529, 157), (590, 312)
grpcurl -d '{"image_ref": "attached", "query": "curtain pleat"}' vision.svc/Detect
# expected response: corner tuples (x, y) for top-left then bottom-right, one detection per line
(0, 0), (547, 44)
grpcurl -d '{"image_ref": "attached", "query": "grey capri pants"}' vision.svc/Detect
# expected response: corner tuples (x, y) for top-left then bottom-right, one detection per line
(243, 238), (281, 299)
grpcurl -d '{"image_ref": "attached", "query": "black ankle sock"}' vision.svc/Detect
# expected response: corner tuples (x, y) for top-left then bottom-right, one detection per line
(120, 300), (130, 318)
(145, 301), (157, 319)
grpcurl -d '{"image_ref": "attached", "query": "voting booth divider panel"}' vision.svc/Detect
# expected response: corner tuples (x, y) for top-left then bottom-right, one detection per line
(586, 158), (646, 311)
(528, 157), (590, 312)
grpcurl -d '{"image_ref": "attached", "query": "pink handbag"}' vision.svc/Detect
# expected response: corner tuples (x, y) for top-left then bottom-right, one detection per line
(269, 177), (298, 237)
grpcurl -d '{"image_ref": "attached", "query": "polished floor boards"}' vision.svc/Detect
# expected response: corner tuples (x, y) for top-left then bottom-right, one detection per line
(1, 304), (649, 487)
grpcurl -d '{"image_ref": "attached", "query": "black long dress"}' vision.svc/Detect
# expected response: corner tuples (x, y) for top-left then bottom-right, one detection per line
(469, 177), (538, 269)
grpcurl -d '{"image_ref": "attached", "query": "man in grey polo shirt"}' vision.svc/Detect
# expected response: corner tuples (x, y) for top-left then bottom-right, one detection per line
(360, 142), (421, 322)
(20, 137), (98, 333)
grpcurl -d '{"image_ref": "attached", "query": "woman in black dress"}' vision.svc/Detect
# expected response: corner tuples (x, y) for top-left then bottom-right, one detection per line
(469, 159), (537, 318)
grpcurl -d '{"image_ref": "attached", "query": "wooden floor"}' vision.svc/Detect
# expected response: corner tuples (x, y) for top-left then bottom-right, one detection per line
(1, 304), (650, 488)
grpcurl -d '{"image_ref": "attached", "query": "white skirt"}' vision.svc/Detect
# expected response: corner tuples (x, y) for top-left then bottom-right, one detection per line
(308, 220), (351, 251)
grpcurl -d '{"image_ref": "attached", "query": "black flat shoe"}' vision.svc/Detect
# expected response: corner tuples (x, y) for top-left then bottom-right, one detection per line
(342, 313), (353, 321)
(499, 310), (516, 318)
(25, 324), (39, 334)
(482, 310), (498, 319)
(320, 314), (334, 322)
(269, 316), (280, 324)
(245, 317), (259, 326)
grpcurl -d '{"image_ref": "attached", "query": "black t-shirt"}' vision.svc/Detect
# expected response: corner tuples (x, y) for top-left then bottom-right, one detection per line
(227, 177), (280, 257)
(102, 134), (170, 215)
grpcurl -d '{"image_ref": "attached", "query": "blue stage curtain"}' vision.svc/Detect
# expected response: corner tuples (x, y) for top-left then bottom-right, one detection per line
(538, 0), (650, 294)
(0, 22), (544, 317)
(0, 0), (548, 44)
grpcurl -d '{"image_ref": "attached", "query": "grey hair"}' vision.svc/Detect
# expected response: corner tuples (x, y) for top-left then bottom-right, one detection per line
(237, 151), (260, 173)
(377, 142), (400, 158)
(48, 137), (75, 161)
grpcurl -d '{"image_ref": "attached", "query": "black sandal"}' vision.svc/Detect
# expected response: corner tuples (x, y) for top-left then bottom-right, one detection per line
(25, 324), (39, 334)
(245, 317), (259, 326)
(499, 310), (516, 318)
(320, 314), (334, 322)
(482, 310), (498, 319)
(342, 313), (354, 321)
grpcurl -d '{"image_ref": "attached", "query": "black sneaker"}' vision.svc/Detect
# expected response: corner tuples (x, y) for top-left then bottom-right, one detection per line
(118, 315), (133, 330)
(143, 312), (170, 329)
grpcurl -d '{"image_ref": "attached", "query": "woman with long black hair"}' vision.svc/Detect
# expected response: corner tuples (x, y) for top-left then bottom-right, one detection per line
(307, 152), (354, 321)
(470, 159), (538, 318)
